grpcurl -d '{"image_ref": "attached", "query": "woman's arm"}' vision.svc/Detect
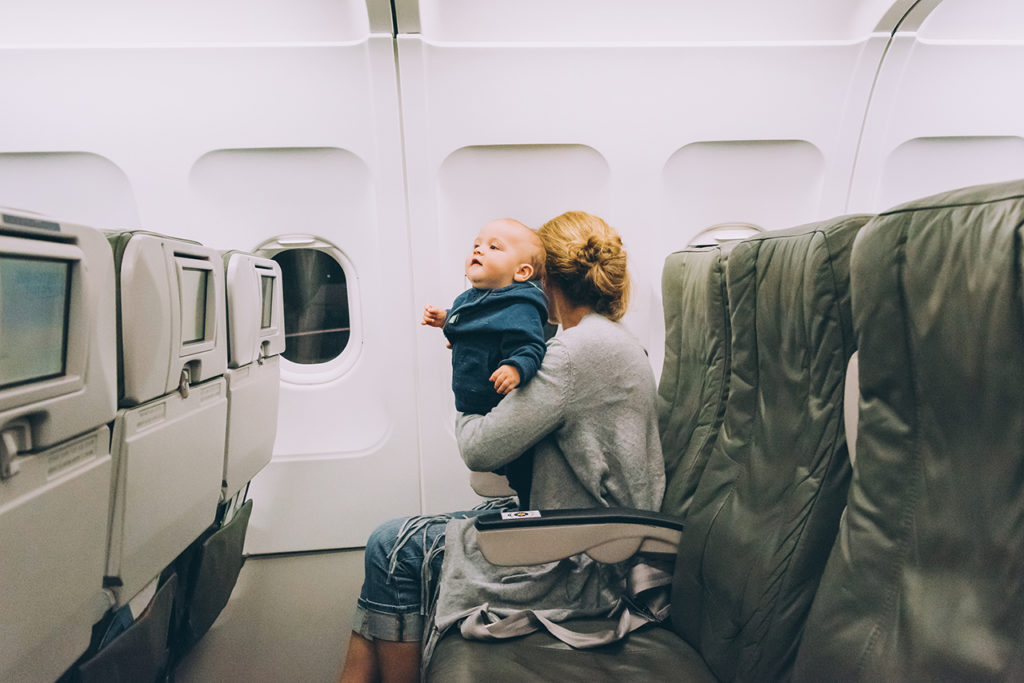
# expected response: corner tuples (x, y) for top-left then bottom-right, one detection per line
(456, 340), (571, 471)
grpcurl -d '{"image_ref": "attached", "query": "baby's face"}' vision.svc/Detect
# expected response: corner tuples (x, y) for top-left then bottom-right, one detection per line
(465, 220), (539, 290)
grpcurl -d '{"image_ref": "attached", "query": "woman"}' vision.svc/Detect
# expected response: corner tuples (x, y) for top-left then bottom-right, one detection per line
(340, 211), (665, 683)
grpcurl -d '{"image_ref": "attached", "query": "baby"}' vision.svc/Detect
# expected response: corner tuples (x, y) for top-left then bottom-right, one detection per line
(422, 218), (548, 506)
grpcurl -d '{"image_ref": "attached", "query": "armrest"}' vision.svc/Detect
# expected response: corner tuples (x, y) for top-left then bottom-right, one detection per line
(474, 508), (682, 566)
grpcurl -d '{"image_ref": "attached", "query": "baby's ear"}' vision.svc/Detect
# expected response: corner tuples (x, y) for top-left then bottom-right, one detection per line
(514, 262), (535, 282)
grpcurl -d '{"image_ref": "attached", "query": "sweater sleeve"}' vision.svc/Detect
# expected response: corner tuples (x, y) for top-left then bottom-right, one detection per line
(498, 304), (547, 384)
(456, 339), (570, 471)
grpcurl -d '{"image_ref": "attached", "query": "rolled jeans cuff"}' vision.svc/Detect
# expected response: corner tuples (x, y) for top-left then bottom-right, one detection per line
(352, 604), (425, 643)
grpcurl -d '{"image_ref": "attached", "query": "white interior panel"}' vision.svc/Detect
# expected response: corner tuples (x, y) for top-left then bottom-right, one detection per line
(916, 0), (1024, 40)
(437, 144), (611, 297)
(0, 0), (370, 45)
(0, 42), (394, 241)
(402, 24), (888, 512)
(662, 139), (825, 252)
(190, 147), (375, 269)
(880, 136), (1024, 208)
(193, 144), (420, 552)
(849, 2), (1024, 211)
(417, 0), (901, 42)
(0, 152), (139, 228)
(184, 85), (417, 551)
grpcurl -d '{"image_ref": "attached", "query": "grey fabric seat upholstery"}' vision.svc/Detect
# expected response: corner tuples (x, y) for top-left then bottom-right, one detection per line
(669, 214), (868, 681)
(793, 180), (1024, 682)
(658, 244), (734, 521)
(427, 214), (869, 682)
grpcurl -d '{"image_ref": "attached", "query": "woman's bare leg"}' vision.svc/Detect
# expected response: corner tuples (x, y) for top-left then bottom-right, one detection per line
(339, 632), (378, 683)
(376, 640), (420, 683)
(339, 632), (420, 683)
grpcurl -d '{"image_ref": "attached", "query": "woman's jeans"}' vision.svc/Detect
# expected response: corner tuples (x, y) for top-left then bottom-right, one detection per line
(352, 509), (493, 642)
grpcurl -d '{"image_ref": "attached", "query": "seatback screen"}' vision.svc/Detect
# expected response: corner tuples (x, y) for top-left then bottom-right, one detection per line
(180, 267), (209, 344)
(0, 256), (71, 389)
(260, 274), (274, 329)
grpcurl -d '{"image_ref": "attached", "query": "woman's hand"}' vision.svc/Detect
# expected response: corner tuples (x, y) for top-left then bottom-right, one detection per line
(490, 364), (521, 394)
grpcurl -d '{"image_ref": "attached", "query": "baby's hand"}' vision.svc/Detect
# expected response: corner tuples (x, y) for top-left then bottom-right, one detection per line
(422, 305), (447, 327)
(490, 365), (521, 395)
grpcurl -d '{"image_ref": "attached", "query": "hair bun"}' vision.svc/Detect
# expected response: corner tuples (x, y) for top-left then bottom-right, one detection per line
(576, 237), (603, 266)
(538, 211), (631, 321)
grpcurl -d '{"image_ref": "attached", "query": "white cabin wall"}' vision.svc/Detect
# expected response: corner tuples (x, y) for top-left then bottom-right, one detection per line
(0, 0), (422, 554)
(4, 0), (1016, 555)
(400, 1), (900, 513)
(0, 0), (966, 548)
(848, 0), (1024, 211)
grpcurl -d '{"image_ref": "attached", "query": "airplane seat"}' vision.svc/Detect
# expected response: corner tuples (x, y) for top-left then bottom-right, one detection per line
(427, 213), (871, 682)
(793, 179), (1024, 681)
(167, 251), (286, 651)
(0, 209), (118, 683)
(657, 242), (734, 520)
(101, 231), (228, 609)
(221, 250), (284, 500)
(667, 213), (869, 680)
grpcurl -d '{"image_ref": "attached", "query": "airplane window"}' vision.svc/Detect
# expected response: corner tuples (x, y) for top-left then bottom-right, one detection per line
(688, 222), (764, 247)
(270, 248), (350, 364)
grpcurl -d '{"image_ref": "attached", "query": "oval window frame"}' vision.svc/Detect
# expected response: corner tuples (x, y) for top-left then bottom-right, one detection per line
(688, 222), (765, 247)
(253, 234), (362, 385)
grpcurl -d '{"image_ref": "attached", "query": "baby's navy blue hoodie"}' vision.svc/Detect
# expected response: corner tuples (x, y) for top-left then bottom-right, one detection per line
(443, 281), (548, 415)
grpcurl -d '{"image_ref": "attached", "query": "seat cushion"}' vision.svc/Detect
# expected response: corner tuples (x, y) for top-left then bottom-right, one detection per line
(427, 620), (718, 683)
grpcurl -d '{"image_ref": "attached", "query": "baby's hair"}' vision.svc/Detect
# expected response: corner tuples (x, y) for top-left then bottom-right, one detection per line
(537, 211), (630, 320)
(523, 227), (545, 281)
(496, 218), (546, 281)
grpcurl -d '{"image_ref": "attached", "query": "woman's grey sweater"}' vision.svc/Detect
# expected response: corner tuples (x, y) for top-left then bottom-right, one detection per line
(432, 313), (665, 641)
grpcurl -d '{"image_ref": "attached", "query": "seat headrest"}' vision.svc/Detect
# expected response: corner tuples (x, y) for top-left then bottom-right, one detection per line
(0, 210), (117, 450)
(107, 231), (228, 405)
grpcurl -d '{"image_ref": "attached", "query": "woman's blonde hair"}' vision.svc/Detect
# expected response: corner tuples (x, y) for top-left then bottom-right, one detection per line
(538, 211), (630, 321)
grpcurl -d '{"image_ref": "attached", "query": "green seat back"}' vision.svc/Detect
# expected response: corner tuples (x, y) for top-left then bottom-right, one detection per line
(658, 244), (734, 520)
(794, 180), (1024, 682)
(672, 214), (870, 681)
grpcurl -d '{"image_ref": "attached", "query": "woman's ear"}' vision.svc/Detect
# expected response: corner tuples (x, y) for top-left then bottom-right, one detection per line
(513, 262), (535, 282)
